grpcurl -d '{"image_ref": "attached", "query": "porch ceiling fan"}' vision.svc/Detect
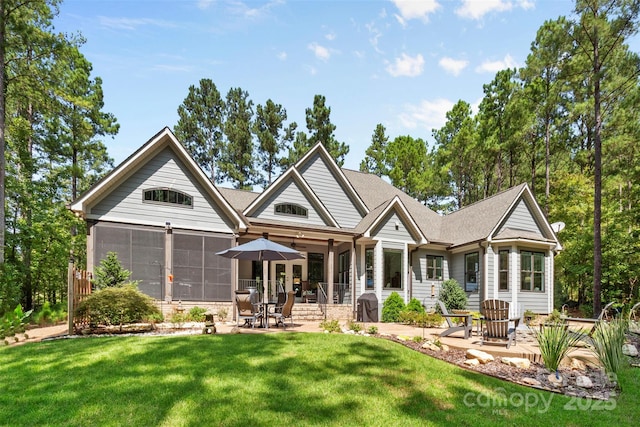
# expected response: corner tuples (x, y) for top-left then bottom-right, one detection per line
(290, 240), (307, 249)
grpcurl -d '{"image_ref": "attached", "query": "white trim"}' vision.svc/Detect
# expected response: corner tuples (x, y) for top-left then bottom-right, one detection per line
(363, 196), (427, 244)
(85, 215), (237, 235)
(511, 244), (518, 306)
(69, 128), (247, 232)
(244, 167), (339, 227)
(296, 142), (369, 216)
(375, 241), (383, 304)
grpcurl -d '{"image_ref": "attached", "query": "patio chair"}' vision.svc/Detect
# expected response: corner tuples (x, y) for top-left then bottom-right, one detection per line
(436, 300), (472, 339)
(481, 299), (519, 349)
(235, 290), (262, 328)
(566, 301), (616, 344)
(269, 290), (295, 329)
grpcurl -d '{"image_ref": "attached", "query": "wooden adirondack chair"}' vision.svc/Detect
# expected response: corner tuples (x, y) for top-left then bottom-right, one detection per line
(481, 299), (519, 349)
(436, 300), (472, 339)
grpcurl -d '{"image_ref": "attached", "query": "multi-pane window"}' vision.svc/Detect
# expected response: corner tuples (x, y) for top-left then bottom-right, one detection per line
(426, 255), (443, 280)
(465, 252), (479, 292)
(365, 248), (374, 290)
(521, 251), (545, 292)
(143, 188), (193, 207)
(274, 203), (308, 218)
(498, 250), (509, 291)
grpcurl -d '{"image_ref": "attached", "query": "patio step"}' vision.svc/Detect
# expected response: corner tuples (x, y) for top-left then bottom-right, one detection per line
(292, 304), (325, 321)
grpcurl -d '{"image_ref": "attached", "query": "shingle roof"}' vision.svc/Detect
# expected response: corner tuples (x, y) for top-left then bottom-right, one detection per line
(342, 169), (444, 242)
(439, 183), (527, 247)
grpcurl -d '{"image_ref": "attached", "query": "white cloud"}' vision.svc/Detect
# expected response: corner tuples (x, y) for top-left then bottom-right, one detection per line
(197, 0), (213, 10)
(392, 0), (441, 23)
(438, 57), (468, 76)
(325, 31), (336, 41)
(277, 51), (287, 61)
(366, 21), (384, 54)
(386, 53), (424, 77)
(98, 16), (176, 31)
(475, 54), (518, 73)
(455, 0), (534, 20)
(308, 42), (331, 61)
(398, 98), (455, 131)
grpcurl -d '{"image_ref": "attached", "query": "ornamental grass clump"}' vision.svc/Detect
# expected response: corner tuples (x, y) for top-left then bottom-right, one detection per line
(590, 318), (628, 376)
(534, 322), (584, 377)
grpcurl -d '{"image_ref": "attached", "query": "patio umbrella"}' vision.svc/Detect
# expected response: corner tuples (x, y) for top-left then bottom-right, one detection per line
(216, 237), (304, 305)
(215, 237), (304, 261)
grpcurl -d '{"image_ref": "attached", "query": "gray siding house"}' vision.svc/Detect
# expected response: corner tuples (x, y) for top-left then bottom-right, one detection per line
(70, 128), (562, 319)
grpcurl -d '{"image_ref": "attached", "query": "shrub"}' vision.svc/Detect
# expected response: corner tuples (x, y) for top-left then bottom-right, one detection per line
(75, 285), (161, 330)
(367, 325), (378, 335)
(382, 292), (405, 322)
(93, 252), (133, 290)
(188, 306), (207, 322)
(399, 311), (443, 328)
(33, 302), (67, 326)
(438, 279), (467, 312)
(534, 321), (584, 375)
(320, 319), (341, 333)
(0, 305), (33, 340)
(348, 320), (362, 332)
(590, 318), (628, 376)
(405, 297), (425, 313)
(217, 307), (228, 322)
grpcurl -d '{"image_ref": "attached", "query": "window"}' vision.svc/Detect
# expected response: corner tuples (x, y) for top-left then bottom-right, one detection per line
(338, 251), (350, 284)
(521, 251), (545, 292)
(274, 203), (308, 218)
(499, 250), (509, 291)
(384, 249), (402, 289)
(143, 188), (193, 207)
(426, 255), (443, 280)
(365, 248), (374, 290)
(465, 252), (479, 292)
(308, 253), (324, 284)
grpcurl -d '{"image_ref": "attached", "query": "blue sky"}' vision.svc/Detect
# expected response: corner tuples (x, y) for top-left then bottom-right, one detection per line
(54, 0), (596, 172)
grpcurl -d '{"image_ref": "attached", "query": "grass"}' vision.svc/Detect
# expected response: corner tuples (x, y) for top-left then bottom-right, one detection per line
(0, 333), (639, 426)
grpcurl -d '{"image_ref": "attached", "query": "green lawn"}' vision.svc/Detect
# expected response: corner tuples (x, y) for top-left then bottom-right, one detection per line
(1, 333), (638, 426)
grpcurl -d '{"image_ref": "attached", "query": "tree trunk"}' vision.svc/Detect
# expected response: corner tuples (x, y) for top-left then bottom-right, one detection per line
(593, 26), (602, 318)
(0, 0), (6, 265)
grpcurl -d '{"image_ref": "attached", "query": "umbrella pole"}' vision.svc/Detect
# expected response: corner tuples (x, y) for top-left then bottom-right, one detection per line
(263, 260), (269, 328)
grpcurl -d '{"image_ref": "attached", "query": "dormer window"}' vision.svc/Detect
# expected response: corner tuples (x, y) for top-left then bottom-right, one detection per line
(143, 188), (193, 207)
(275, 203), (307, 218)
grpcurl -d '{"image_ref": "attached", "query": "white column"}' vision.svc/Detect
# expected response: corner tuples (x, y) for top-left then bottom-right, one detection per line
(511, 245), (518, 305)
(547, 249), (554, 314)
(491, 245), (499, 300)
(375, 240), (383, 303)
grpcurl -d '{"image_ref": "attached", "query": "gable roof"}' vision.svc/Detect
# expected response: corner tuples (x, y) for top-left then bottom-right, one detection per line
(69, 127), (247, 232)
(360, 196), (427, 243)
(342, 169), (445, 243)
(296, 143), (370, 217)
(439, 183), (558, 248)
(243, 165), (339, 227)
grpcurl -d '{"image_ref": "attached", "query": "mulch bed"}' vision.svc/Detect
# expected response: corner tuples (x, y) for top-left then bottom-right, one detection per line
(383, 332), (640, 400)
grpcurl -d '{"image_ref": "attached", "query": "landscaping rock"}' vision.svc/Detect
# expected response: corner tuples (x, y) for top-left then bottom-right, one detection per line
(622, 343), (638, 357)
(466, 349), (494, 364)
(576, 375), (593, 389)
(464, 358), (480, 367)
(521, 377), (541, 387)
(440, 344), (449, 352)
(548, 373), (564, 387)
(502, 357), (531, 369)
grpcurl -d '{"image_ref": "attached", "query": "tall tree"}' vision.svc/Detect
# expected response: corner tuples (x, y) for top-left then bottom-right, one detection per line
(432, 100), (479, 208)
(359, 123), (389, 177)
(221, 87), (255, 189)
(521, 18), (573, 215)
(385, 135), (428, 200)
(288, 94), (349, 165)
(174, 78), (225, 183)
(570, 0), (640, 316)
(253, 99), (295, 187)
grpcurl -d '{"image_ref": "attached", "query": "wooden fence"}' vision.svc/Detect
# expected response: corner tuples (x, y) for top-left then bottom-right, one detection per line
(70, 269), (92, 332)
